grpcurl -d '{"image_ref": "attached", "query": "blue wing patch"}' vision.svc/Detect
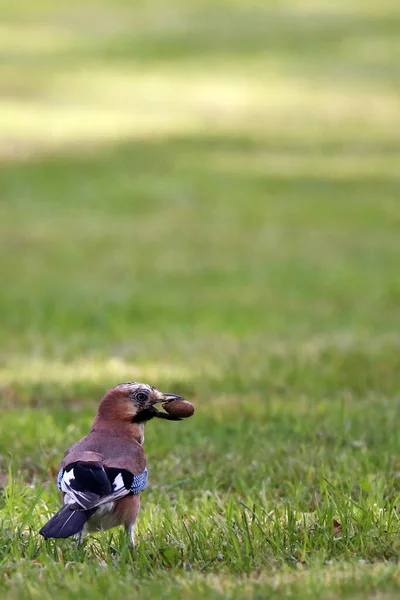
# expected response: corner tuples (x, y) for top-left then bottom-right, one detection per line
(57, 467), (64, 490)
(131, 468), (148, 494)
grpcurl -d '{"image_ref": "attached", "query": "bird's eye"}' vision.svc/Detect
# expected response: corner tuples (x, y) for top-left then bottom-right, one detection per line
(136, 392), (149, 402)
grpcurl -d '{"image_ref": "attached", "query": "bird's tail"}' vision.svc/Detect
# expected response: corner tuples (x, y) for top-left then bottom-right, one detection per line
(39, 504), (91, 539)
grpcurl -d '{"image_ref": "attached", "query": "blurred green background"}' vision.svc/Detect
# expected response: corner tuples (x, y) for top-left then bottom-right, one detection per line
(1, 0), (399, 374)
(0, 0), (400, 597)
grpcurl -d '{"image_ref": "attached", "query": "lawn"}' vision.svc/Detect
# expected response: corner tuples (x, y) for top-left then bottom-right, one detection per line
(1, 0), (400, 598)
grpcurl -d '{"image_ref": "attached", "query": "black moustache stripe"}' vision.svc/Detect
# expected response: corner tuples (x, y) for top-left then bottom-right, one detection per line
(131, 408), (157, 423)
(131, 407), (183, 423)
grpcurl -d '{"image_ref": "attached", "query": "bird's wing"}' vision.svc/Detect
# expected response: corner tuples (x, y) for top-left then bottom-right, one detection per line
(58, 433), (148, 510)
(58, 461), (148, 510)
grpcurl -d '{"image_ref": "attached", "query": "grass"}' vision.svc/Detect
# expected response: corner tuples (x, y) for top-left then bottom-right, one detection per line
(1, 0), (400, 598)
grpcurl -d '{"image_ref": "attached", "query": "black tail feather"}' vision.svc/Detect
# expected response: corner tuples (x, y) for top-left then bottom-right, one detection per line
(39, 505), (91, 539)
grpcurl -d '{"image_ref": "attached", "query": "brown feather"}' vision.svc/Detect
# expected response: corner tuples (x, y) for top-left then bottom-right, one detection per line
(112, 494), (141, 528)
(97, 387), (136, 422)
(61, 432), (146, 474)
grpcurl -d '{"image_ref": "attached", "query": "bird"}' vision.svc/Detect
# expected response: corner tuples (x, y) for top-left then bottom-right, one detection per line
(39, 382), (186, 545)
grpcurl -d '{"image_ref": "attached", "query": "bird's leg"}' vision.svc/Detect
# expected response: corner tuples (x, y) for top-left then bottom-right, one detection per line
(75, 531), (84, 546)
(125, 523), (137, 560)
(126, 523), (135, 547)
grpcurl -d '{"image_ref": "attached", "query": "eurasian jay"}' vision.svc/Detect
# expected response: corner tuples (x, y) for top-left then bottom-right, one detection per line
(39, 382), (186, 544)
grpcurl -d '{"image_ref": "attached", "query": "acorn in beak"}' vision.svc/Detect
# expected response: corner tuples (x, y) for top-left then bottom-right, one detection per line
(151, 393), (195, 420)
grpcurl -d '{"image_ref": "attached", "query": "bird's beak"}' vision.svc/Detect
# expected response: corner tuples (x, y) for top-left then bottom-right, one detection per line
(162, 393), (185, 403)
(151, 393), (184, 405)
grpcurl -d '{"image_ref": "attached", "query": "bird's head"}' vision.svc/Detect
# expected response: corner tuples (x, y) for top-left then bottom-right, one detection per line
(92, 382), (185, 443)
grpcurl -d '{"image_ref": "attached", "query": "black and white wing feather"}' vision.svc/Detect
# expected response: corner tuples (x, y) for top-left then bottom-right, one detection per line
(40, 459), (148, 540)
(58, 461), (148, 510)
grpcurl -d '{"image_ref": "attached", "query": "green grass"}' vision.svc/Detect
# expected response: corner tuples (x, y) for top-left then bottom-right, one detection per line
(1, 0), (400, 598)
